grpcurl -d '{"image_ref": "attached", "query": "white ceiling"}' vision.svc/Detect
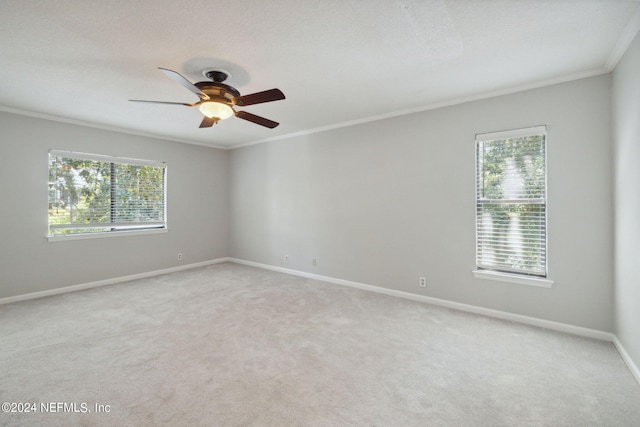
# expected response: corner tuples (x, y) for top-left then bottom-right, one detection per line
(1, 0), (639, 149)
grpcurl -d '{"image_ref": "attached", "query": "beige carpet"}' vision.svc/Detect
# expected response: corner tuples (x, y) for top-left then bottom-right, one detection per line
(1, 262), (639, 426)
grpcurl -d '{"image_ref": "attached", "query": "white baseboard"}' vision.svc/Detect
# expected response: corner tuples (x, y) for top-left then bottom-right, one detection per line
(0, 257), (230, 306)
(612, 336), (640, 385)
(229, 258), (614, 342)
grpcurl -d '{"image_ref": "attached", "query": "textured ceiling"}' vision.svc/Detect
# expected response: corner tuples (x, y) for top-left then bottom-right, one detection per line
(1, 0), (639, 149)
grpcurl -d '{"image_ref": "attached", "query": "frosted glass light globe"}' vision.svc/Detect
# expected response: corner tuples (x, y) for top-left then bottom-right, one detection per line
(199, 102), (233, 120)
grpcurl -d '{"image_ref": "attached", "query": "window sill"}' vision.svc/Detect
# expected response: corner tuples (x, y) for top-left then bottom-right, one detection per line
(473, 270), (553, 288)
(47, 228), (168, 242)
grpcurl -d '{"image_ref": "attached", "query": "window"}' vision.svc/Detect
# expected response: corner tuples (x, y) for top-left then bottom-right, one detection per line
(48, 150), (166, 239)
(475, 126), (547, 279)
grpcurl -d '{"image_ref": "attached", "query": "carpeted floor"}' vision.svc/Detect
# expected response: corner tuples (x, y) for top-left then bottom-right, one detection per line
(1, 262), (638, 426)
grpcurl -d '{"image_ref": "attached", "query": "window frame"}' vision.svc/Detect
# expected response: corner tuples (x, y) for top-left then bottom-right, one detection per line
(47, 150), (168, 242)
(473, 126), (553, 287)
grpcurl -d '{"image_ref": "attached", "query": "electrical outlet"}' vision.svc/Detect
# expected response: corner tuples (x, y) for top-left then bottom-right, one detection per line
(285, 255), (289, 262)
(177, 253), (183, 261)
(419, 277), (427, 287)
(312, 258), (317, 266)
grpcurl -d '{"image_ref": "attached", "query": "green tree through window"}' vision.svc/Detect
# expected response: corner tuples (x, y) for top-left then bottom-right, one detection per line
(476, 127), (547, 277)
(48, 151), (166, 236)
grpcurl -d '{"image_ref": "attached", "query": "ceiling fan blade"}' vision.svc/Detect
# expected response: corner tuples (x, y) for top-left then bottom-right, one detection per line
(235, 89), (285, 106)
(158, 67), (209, 100)
(199, 116), (217, 128)
(129, 99), (196, 106)
(235, 110), (279, 128)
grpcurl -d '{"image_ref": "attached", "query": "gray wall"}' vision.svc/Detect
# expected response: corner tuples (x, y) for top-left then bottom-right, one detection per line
(0, 112), (229, 298)
(230, 75), (614, 331)
(613, 32), (640, 371)
(0, 73), (619, 335)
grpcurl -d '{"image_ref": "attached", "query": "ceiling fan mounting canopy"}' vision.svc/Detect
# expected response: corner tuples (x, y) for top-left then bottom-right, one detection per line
(204, 70), (229, 83)
(129, 67), (285, 129)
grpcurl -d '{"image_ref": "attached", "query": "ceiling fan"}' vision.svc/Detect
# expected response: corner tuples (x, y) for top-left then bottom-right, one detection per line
(130, 67), (285, 128)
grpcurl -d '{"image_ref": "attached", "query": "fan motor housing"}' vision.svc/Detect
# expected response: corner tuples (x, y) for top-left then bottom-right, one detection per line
(195, 82), (240, 105)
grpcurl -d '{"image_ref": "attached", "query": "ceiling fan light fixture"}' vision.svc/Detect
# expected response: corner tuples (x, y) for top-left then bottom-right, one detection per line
(199, 101), (234, 120)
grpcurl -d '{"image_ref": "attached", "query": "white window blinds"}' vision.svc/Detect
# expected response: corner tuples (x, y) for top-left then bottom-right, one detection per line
(475, 126), (547, 277)
(48, 150), (166, 236)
